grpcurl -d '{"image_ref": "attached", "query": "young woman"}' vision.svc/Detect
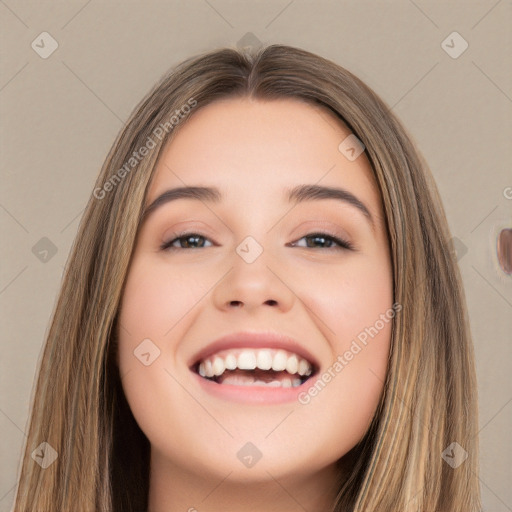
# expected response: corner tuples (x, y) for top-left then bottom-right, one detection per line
(13, 44), (481, 512)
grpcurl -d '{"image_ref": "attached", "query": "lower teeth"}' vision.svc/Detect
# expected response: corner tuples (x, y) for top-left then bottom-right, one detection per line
(209, 375), (303, 388)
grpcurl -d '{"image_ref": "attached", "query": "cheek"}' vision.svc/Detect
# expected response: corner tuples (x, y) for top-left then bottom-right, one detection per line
(297, 252), (393, 432)
(305, 251), (393, 345)
(116, 258), (208, 393)
(115, 259), (213, 456)
(118, 259), (206, 346)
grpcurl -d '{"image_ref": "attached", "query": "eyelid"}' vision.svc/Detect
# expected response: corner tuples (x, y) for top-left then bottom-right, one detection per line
(290, 220), (355, 246)
(290, 231), (354, 251)
(160, 230), (355, 252)
(160, 230), (217, 250)
(159, 219), (356, 251)
(161, 221), (216, 244)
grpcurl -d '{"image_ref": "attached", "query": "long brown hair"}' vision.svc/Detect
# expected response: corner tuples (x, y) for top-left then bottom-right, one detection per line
(13, 44), (481, 511)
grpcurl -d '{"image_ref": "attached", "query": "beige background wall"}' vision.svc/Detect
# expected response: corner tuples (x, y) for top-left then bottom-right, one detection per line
(1, 1), (511, 510)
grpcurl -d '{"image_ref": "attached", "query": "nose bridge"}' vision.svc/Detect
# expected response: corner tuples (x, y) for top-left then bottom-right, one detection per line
(212, 233), (294, 311)
(235, 235), (267, 266)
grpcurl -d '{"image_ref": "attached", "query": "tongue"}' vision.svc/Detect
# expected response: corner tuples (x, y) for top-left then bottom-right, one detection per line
(217, 369), (292, 386)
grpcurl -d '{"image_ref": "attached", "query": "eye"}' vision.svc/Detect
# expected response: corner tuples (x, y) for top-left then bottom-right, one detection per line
(290, 232), (354, 251)
(160, 232), (214, 250)
(160, 231), (354, 251)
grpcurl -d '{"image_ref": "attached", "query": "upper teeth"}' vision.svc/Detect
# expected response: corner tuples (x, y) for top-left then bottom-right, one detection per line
(197, 348), (313, 378)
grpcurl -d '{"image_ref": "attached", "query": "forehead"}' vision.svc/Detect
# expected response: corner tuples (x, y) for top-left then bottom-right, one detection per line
(148, 97), (381, 213)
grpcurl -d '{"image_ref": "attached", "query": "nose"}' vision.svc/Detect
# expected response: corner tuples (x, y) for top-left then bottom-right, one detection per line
(211, 243), (295, 313)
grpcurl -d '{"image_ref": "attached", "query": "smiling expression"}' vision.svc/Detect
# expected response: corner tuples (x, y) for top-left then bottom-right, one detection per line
(117, 97), (393, 485)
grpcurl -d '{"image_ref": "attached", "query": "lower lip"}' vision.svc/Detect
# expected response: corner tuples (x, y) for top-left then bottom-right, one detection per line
(192, 371), (312, 404)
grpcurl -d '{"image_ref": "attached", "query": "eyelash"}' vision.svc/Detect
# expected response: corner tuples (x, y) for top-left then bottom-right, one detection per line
(160, 231), (354, 251)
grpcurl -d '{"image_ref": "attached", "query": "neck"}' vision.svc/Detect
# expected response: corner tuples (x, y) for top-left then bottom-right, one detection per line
(147, 450), (342, 512)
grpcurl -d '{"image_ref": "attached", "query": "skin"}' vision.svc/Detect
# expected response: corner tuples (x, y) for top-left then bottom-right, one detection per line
(117, 97), (394, 512)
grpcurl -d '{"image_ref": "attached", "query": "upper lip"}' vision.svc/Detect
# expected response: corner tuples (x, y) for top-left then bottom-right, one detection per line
(188, 331), (320, 372)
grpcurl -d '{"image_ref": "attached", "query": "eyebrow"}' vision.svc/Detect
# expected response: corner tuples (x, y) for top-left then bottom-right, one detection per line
(143, 186), (222, 218)
(287, 184), (374, 227)
(142, 184), (374, 227)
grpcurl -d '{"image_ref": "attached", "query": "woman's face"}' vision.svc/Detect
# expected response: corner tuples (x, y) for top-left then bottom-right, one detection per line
(117, 97), (393, 498)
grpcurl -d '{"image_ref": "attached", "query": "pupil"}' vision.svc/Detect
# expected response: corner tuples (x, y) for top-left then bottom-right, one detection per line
(185, 235), (202, 248)
(308, 235), (329, 247)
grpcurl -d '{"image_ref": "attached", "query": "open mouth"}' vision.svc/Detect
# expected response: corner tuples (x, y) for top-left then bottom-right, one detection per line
(191, 348), (317, 388)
